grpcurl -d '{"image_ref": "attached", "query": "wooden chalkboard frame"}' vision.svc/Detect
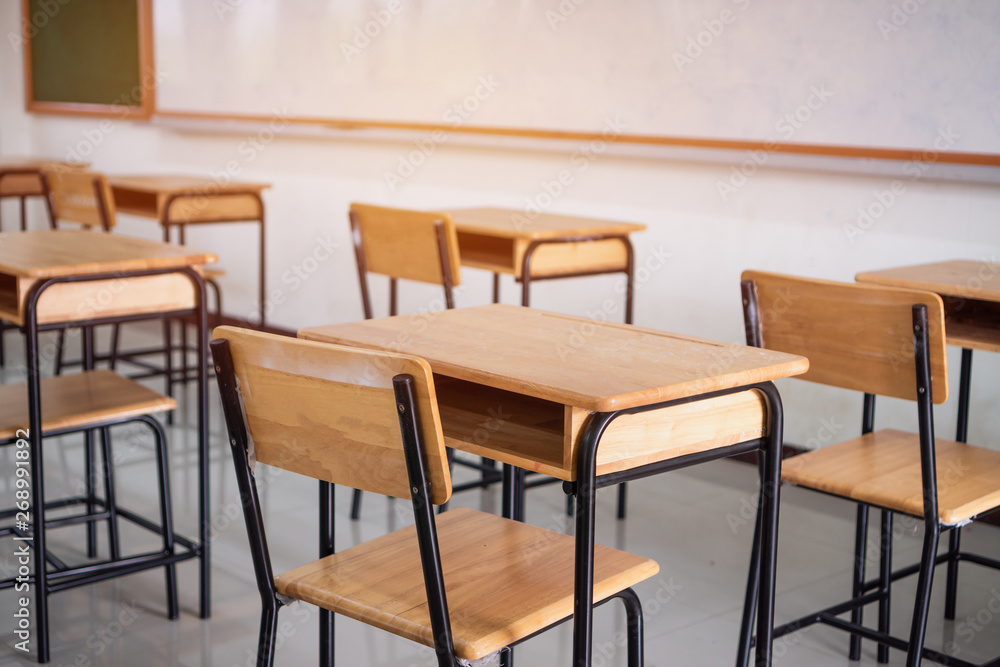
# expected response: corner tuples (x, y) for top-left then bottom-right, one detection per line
(22, 0), (155, 119)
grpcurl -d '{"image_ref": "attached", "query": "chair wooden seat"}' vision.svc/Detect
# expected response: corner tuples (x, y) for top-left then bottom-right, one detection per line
(782, 428), (1000, 526)
(277, 506), (657, 661)
(203, 268), (225, 280)
(0, 369), (175, 440)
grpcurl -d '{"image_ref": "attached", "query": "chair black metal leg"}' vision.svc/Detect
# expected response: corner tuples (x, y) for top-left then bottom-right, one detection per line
(258, 601), (280, 667)
(736, 457), (766, 667)
(84, 430), (98, 558)
(109, 324), (121, 370)
(945, 527), (961, 620)
(163, 318), (174, 425)
(877, 510), (893, 664)
(320, 480), (335, 667)
(514, 468), (526, 522)
(617, 482), (628, 519)
(440, 449), (455, 513)
(502, 464), (516, 520)
(616, 588), (645, 667)
(55, 328), (66, 375)
(99, 427), (121, 561)
(946, 348), (973, 621)
(850, 504), (870, 660)
(481, 457), (497, 489)
(350, 489), (363, 521)
(144, 415), (179, 620)
(905, 523), (941, 667)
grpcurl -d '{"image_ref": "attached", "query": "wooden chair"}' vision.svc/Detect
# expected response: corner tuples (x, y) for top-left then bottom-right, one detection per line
(211, 326), (657, 667)
(349, 202), (461, 317)
(40, 167), (222, 390)
(0, 370), (181, 652)
(738, 271), (1000, 667)
(348, 202), (486, 518)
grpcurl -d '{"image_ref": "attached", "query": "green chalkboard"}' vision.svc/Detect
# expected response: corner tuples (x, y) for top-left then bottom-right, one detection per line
(24, 0), (153, 118)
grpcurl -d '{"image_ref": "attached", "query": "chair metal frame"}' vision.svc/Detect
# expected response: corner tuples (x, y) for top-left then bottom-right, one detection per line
(211, 334), (647, 667)
(737, 276), (1000, 667)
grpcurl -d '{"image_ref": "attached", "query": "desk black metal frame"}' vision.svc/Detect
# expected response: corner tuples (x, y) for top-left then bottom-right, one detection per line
(15, 266), (210, 663)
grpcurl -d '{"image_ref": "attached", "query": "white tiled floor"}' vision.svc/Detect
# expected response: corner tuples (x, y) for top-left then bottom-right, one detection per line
(1, 328), (999, 665)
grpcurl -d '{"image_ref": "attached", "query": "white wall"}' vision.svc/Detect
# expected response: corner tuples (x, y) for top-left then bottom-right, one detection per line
(2, 1), (1000, 449)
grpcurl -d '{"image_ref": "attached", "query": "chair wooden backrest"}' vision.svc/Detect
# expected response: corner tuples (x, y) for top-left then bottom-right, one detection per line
(211, 326), (451, 505)
(741, 270), (948, 404)
(41, 168), (116, 231)
(349, 203), (461, 318)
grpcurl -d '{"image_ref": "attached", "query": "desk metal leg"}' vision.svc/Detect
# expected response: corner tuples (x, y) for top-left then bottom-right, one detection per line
(734, 385), (784, 667)
(754, 383), (783, 667)
(736, 458), (765, 667)
(194, 272), (211, 619)
(25, 313), (51, 663)
(572, 412), (617, 667)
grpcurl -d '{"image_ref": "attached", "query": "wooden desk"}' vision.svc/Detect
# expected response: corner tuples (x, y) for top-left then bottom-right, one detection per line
(857, 259), (1000, 446)
(447, 208), (646, 322)
(300, 305), (808, 666)
(0, 230), (216, 661)
(0, 158), (85, 231)
(108, 175), (269, 324)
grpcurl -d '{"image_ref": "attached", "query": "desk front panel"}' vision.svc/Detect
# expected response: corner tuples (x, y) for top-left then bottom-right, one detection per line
(456, 231), (630, 278)
(112, 186), (263, 224)
(0, 271), (199, 326)
(0, 173), (44, 197)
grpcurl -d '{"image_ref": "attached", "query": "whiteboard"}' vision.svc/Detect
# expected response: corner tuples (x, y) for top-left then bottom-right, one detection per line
(154, 0), (1000, 154)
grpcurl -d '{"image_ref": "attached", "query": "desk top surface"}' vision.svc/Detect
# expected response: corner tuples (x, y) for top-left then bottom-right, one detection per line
(445, 207), (646, 240)
(856, 260), (1000, 302)
(299, 305), (807, 412)
(0, 157), (84, 172)
(0, 230), (217, 278)
(108, 174), (271, 194)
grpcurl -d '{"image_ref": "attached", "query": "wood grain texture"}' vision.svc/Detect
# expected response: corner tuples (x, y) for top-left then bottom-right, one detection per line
(350, 202), (462, 287)
(107, 175), (270, 195)
(0, 230), (215, 278)
(23, 274), (197, 326)
(109, 175), (268, 224)
(857, 260), (1000, 354)
(42, 168), (116, 230)
(0, 159), (87, 197)
(742, 270), (948, 404)
(586, 389), (768, 478)
(213, 326), (451, 505)
(946, 321), (1000, 354)
(782, 429), (1000, 525)
(0, 231), (212, 324)
(856, 260), (1000, 303)
(446, 208), (646, 240)
(0, 369), (174, 440)
(275, 506), (658, 660)
(299, 305), (808, 413)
